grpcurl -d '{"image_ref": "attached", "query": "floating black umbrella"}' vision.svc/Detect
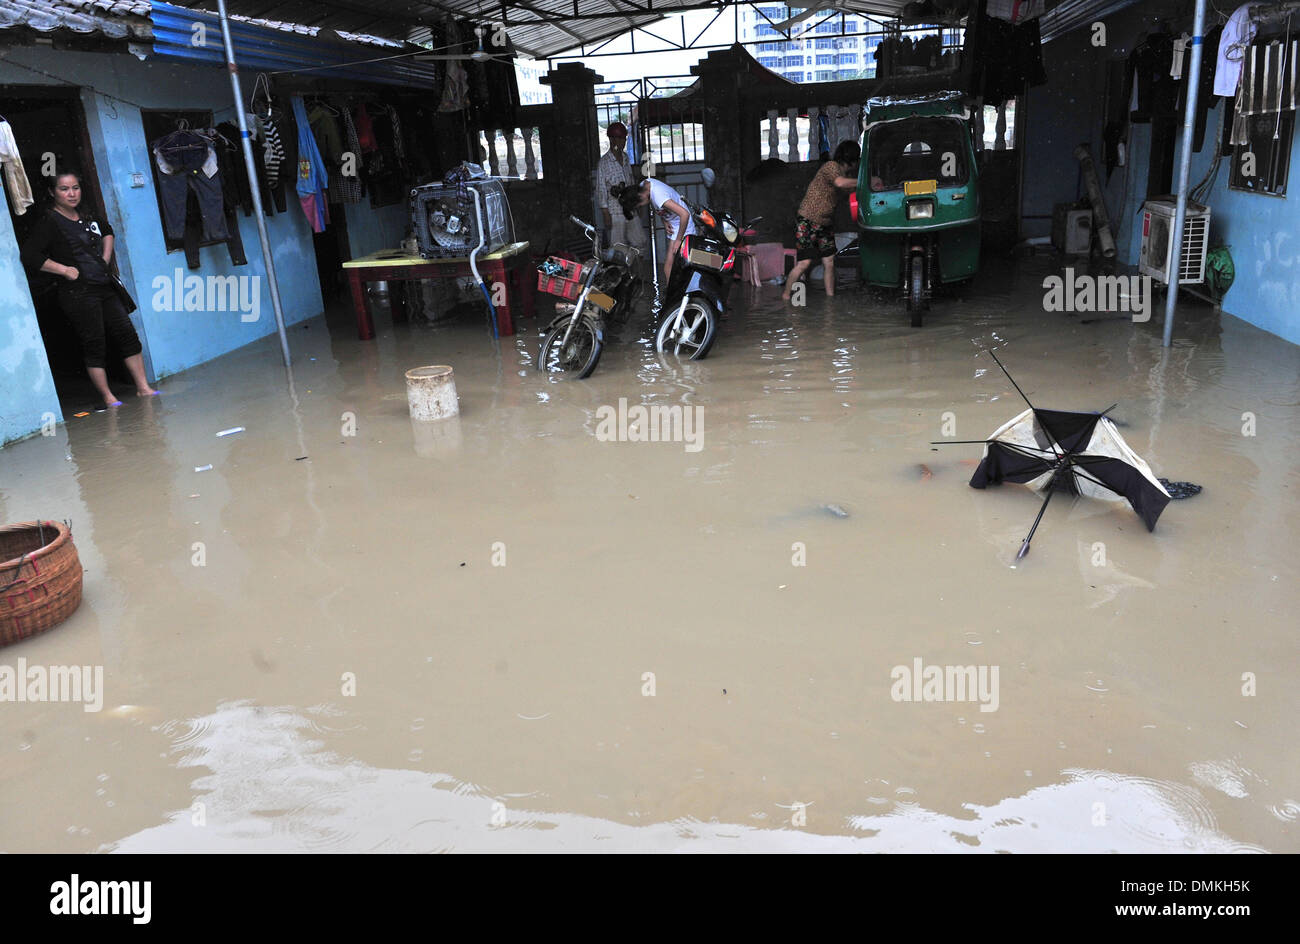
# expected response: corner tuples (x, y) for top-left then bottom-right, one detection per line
(936, 352), (1171, 559)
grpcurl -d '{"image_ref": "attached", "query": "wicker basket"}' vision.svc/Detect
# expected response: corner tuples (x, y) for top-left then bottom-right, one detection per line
(0, 520), (83, 647)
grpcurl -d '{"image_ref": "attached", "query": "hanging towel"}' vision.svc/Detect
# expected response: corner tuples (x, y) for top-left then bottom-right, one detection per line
(291, 95), (330, 233)
(1235, 38), (1299, 115)
(0, 119), (34, 216)
(1216, 4), (1258, 97)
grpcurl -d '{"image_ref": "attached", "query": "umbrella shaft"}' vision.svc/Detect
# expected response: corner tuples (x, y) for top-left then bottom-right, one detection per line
(1024, 477), (1057, 544)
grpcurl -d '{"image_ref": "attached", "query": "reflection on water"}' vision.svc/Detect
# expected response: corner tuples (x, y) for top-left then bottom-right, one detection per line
(106, 702), (1266, 853)
(1, 255), (1297, 853)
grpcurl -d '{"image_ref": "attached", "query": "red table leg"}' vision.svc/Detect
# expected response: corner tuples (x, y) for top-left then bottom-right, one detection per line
(514, 252), (537, 321)
(488, 260), (514, 337)
(349, 270), (374, 341)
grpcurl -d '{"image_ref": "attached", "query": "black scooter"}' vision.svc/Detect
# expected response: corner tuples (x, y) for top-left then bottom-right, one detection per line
(654, 204), (761, 360)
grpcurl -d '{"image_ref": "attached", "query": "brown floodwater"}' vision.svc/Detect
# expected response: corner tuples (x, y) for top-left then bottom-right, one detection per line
(2, 256), (1297, 852)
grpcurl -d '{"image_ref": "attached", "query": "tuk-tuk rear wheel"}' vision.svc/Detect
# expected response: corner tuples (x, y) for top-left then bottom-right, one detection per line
(907, 254), (926, 327)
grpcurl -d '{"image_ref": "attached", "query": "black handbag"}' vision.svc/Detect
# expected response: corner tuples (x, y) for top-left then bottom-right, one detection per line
(74, 214), (138, 314)
(109, 273), (138, 314)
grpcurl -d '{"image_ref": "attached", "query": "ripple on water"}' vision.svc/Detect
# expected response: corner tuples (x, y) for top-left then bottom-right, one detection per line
(1062, 768), (1263, 853)
(1270, 800), (1300, 822)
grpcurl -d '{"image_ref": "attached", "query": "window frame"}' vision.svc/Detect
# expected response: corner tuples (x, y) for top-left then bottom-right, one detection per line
(1228, 110), (1294, 198)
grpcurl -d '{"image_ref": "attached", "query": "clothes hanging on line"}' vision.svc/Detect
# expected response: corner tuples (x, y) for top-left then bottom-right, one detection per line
(353, 102), (379, 152)
(0, 119), (34, 216)
(291, 95), (330, 233)
(307, 101), (344, 162)
(1215, 4), (1258, 97)
(1177, 23), (1224, 153)
(403, 103), (441, 181)
(215, 118), (282, 219)
(214, 122), (254, 215)
(438, 21), (471, 113)
(152, 127), (229, 243)
(965, 10), (1046, 106)
(335, 105), (365, 204)
(257, 113), (287, 192)
(1123, 30), (1179, 124)
(364, 106), (405, 208)
(386, 105), (408, 177)
(1235, 37), (1299, 115)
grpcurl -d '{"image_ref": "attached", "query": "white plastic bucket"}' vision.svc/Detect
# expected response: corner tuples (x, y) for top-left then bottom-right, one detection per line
(405, 365), (459, 421)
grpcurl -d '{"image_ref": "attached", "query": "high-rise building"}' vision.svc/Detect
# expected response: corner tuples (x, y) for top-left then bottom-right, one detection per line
(742, 6), (887, 82)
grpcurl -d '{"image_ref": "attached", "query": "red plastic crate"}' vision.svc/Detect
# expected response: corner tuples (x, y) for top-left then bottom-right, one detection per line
(537, 257), (584, 300)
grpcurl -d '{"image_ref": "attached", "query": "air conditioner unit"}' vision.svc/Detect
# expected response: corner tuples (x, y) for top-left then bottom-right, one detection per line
(1139, 199), (1210, 285)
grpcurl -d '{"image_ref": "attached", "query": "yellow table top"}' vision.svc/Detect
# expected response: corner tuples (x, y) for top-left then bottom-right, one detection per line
(343, 241), (531, 268)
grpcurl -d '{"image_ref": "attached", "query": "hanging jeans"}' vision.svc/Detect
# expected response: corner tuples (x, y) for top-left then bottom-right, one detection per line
(182, 203), (247, 269)
(157, 164), (228, 242)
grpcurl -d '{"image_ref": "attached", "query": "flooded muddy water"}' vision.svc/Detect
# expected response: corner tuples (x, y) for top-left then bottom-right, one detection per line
(2, 256), (1298, 852)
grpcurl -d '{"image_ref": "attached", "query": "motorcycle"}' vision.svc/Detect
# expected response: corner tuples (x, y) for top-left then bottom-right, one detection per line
(536, 215), (644, 378)
(654, 203), (761, 360)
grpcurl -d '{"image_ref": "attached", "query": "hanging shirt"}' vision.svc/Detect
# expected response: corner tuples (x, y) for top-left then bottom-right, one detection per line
(306, 103), (345, 163)
(291, 95), (330, 232)
(0, 119), (34, 216)
(1216, 4), (1257, 97)
(647, 178), (695, 241)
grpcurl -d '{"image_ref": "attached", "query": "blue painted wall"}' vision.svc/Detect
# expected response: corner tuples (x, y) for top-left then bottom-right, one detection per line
(1023, 6), (1300, 344)
(0, 204), (61, 446)
(1174, 99), (1300, 344)
(1, 44), (415, 444)
(347, 202), (408, 259)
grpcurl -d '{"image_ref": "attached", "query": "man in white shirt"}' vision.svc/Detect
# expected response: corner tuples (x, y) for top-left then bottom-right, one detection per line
(596, 122), (645, 250)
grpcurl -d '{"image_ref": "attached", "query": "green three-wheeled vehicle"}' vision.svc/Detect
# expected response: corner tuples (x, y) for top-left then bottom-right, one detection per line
(852, 93), (982, 326)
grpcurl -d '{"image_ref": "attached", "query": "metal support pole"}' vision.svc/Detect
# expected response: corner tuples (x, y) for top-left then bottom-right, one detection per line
(1161, 0), (1208, 348)
(216, 0), (292, 367)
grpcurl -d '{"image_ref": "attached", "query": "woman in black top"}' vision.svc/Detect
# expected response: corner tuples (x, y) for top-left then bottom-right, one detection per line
(20, 171), (154, 407)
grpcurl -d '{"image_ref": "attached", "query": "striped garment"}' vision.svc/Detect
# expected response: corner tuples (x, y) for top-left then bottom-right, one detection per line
(261, 116), (286, 189)
(335, 107), (365, 204)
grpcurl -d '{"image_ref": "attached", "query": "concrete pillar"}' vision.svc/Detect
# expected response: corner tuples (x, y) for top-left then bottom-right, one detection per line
(692, 46), (747, 216)
(540, 63), (603, 230)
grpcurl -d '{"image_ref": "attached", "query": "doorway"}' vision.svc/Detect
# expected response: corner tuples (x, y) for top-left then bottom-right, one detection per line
(312, 200), (351, 304)
(2, 86), (130, 411)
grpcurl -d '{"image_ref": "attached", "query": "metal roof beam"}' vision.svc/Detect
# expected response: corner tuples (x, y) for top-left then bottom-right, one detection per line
(507, 0), (589, 41)
(601, 0), (641, 32)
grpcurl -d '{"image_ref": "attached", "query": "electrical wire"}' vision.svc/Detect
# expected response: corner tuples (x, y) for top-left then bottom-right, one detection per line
(0, 55), (154, 115)
(264, 42), (464, 76)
